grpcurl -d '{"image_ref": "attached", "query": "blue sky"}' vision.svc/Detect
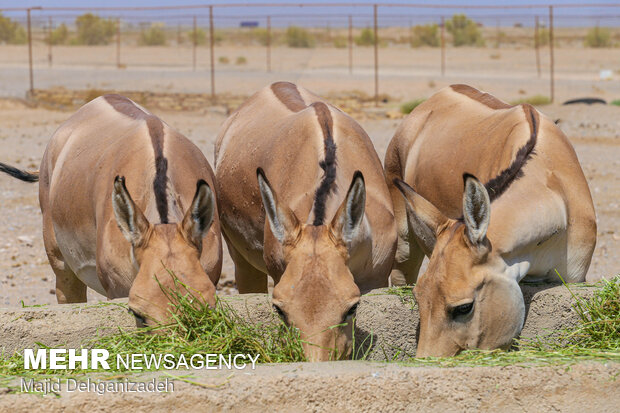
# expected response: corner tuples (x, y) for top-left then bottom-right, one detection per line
(2, 1), (619, 27)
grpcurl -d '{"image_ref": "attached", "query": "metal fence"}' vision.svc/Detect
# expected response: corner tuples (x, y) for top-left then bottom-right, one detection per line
(2, 3), (620, 104)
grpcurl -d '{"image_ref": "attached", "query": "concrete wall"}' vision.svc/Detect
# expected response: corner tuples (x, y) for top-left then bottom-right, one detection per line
(0, 284), (593, 360)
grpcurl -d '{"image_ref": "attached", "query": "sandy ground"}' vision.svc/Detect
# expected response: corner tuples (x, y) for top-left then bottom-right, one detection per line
(0, 98), (617, 307)
(1, 45), (620, 103)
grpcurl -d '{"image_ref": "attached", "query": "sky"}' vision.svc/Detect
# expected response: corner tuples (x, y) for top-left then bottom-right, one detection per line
(1, 1), (619, 27)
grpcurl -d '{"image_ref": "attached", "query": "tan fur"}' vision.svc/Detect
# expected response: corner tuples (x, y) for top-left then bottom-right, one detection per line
(385, 85), (596, 357)
(33, 95), (222, 324)
(215, 82), (397, 361)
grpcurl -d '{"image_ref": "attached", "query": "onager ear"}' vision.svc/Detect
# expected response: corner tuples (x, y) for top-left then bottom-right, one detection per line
(112, 176), (150, 246)
(462, 173), (490, 246)
(331, 171), (366, 245)
(394, 178), (449, 255)
(257, 168), (299, 245)
(182, 179), (215, 250)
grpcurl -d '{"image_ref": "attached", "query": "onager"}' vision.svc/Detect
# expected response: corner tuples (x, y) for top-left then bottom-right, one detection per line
(385, 85), (596, 357)
(0, 95), (222, 326)
(215, 82), (397, 361)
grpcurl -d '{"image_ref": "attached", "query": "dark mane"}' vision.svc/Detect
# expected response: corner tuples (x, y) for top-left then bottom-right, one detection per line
(104, 94), (169, 223)
(484, 104), (539, 202)
(311, 102), (337, 226)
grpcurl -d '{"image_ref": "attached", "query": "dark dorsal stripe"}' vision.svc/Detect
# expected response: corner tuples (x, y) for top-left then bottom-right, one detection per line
(484, 104), (539, 202)
(311, 102), (337, 226)
(270, 81), (307, 112)
(103, 94), (169, 224)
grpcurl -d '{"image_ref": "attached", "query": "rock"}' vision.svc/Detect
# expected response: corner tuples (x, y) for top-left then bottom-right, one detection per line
(17, 236), (33, 247)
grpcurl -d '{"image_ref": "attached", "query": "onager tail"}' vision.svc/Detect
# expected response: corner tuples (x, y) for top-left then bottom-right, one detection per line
(0, 162), (39, 183)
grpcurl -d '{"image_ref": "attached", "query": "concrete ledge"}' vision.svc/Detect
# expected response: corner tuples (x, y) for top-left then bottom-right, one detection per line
(0, 284), (594, 360)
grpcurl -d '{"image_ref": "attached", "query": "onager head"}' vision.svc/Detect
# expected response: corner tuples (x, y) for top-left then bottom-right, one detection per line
(395, 174), (525, 357)
(112, 176), (217, 327)
(257, 169), (365, 361)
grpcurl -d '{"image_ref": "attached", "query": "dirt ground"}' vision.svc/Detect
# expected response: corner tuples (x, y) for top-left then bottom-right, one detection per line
(1, 45), (620, 103)
(0, 97), (617, 307)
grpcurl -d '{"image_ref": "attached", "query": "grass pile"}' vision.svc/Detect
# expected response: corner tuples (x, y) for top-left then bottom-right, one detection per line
(0, 274), (306, 380)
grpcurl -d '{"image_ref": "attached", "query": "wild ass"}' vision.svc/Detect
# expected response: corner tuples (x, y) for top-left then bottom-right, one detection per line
(0, 95), (222, 325)
(215, 82), (397, 361)
(385, 85), (596, 357)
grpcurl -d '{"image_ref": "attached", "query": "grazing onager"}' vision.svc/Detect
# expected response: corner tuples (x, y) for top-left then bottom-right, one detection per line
(385, 85), (596, 357)
(215, 82), (397, 361)
(0, 95), (222, 326)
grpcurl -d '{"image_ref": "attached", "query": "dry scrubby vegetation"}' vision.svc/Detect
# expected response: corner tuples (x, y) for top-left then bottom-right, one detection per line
(7, 12), (619, 49)
(0, 13), (27, 44)
(0, 275), (618, 380)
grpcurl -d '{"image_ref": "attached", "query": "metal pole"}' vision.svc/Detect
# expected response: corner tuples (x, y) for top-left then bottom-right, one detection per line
(177, 23), (181, 45)
(209, 6), (215, 100)
(534, 16), (541, 78)
(267, 16), (271, 72)
(440, 16), (445, 76)
(116, 18), (121, 69)
(348, 15), (352, 75)
(27, 8), (34, 95)
(373, 4), (378, 107)
(47, 16), (52, 67)
(549, 6), (554, 103)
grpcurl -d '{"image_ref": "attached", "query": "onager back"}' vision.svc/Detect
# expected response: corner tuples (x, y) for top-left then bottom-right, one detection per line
(385, 85), (596, 357)
(215, 82), (397, 361)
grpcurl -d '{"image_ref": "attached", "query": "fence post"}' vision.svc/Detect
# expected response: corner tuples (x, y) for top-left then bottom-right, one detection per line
(209, 5), (215, 100)
(534, 16), (541, 78)
(47, 16), (52, 67)
(440, 16), (445, 76)
(267, 16), (271, 72)
(348, 15), (353, 75)
(373, 4), (378, 107)
(549, 6), (554, 103)
(116, 18), (121, 69)
(192, 15), (197, 72)
(27, 8), (34, 95)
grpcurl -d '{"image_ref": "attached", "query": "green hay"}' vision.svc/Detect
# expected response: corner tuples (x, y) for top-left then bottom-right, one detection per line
(0, 273), (306, 380)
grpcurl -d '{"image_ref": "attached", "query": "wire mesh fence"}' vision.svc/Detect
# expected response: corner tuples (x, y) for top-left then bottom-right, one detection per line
(1, 3), (620, 105)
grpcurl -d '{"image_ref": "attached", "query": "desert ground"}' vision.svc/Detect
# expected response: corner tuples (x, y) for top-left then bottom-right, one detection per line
(1, 44), (620, 101)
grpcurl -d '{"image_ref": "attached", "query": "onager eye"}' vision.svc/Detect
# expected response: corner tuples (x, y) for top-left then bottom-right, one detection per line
(342, 303), (359, 324)
(272, 304), (287, 323)
(451, 302), (474, 319)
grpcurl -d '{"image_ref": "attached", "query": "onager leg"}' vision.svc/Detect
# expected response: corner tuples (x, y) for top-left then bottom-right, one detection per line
(42, 213), (86, 303)
(227, 242), (268, 294)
